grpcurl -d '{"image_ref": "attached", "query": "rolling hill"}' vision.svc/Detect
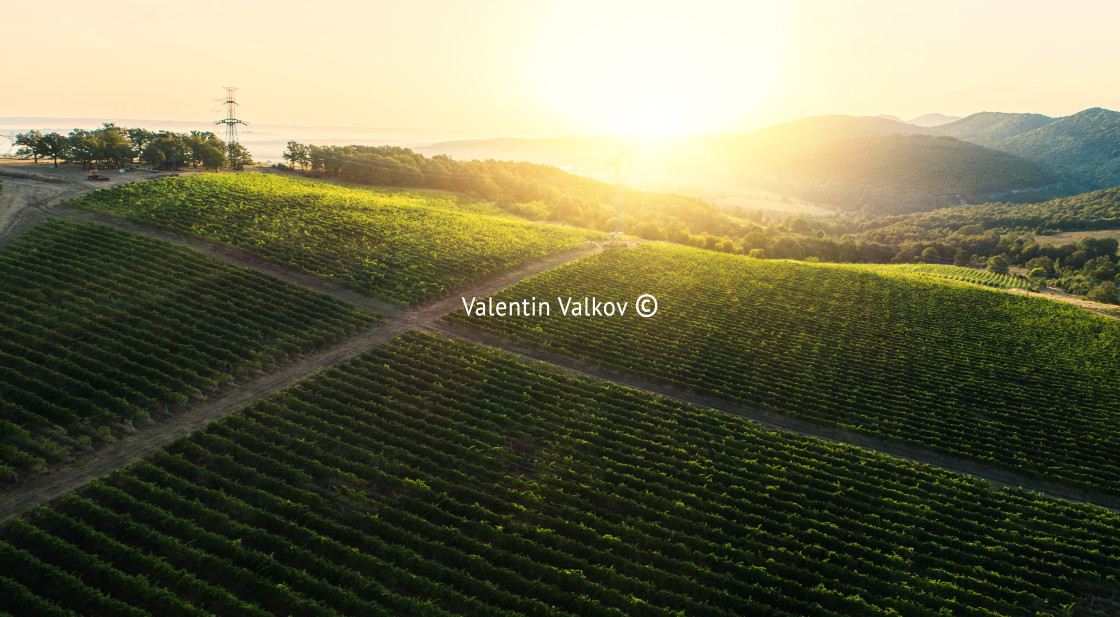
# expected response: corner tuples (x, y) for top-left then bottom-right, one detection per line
(861, 185), (1120, 245)
(448, 242), (1120, 495)
(4, 332), (1120, 616)
(934, 107), (1120, 191)
(419, 115), (1070, 214)
(930, 111), (1057, 146)
(67, 174), (599, 305)
(764, 133), (1063, 214)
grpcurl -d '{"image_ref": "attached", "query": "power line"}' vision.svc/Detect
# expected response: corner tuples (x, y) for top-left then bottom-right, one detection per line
(215, 87), (248, 170)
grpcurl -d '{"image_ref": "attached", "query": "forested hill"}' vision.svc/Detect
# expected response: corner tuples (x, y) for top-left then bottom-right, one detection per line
(934, 107), (1120, 191)
(860, 185), (1120, 244)
(930, 111), (1056, 147)
(416, 115), (1076, 215)
(766, 133), (1064, 214)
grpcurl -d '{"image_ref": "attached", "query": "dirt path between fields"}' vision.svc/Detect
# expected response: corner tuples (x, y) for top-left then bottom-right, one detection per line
(61, 209), (402, 318)
(1005, 286), (1120, 318)
(426, 321), (1120, 514)
(0, 241), (607, 522)
(3, 168), (1117, 520)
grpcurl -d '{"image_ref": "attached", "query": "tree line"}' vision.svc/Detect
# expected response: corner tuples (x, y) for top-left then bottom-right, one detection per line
(280, 141), (898, 263)
(11, 124), (252, 170)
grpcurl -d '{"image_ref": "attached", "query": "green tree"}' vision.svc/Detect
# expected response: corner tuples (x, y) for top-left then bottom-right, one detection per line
(921, 247), (940, 262)
(283, 140), (311, 169)
(64, 129), (95, 169)
(1025, 255), (1053, 274)
(186, 131), (226, 168)
(986, 254), (1010, 275)
(143, 133), (188, 169)
(38, 133), (69, 166)
(953, 249), (971, 266)
(227, 143), (253, 170)
(1087, 281), (1120, 304)
(125, 128), (156, 160)
(748, 248), (765, 259)
(14, 130), (44, 163)
(90, 124), (133, 167)
(891, 250), (914, 264)
(196, 143), (226, 170)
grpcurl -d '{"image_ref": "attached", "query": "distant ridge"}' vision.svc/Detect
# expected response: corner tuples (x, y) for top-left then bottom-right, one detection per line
(930, 111), (1057, 146)
(935, 107), (1120, 190)
(768, 133), (1061, 214)
(906, 113), (961, 127)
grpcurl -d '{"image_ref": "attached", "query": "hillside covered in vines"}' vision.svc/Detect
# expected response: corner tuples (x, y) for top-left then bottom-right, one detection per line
(69, 174), (600, 304)
(449, 242), (1120, 495)
(0, 219), (376, 480)
(3, 333), (1118, 616)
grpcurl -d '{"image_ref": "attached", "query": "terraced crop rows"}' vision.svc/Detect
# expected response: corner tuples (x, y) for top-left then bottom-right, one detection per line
(0, 219), (377, 479)
(68, 174), (600, 304)
(448, 242), (1120, 496)
(3, 333), (1119, 617)
(856, 263), (1032, 289)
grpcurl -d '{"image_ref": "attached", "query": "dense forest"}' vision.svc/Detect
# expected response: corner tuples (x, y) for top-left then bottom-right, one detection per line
(766, 134), (1064, 214)
(934, 107), (1120, 191)
(854, 188), (1120, 300)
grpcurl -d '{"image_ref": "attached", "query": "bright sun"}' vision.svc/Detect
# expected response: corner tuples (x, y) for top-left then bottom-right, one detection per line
(530, 2), (786, 135)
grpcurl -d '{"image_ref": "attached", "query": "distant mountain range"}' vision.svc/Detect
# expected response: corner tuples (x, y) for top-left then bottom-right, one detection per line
(418, 113), (1069, 214)
(931, 107), (1120, 191)
(768, 134), (1062, 213)
(418, 107), (1120, 215)
(10, 108), (1120, 216)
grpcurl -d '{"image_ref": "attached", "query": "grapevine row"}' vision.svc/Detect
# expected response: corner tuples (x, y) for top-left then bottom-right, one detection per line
(448, 242), (1120, 495)
(3, 332), (1118, 615)
(67, 174), (600, 304)
(0, 219), (376, 480)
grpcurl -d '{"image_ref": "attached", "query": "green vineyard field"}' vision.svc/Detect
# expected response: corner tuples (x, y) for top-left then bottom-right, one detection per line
(854, 263), (1033, 289)
(447, 242), (1120, 495)
(2, 333), (1118, 616)
(0, 219), (377, 479)
(69, 174), (600, 304)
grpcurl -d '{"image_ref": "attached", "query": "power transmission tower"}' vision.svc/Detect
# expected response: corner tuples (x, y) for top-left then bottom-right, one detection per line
(607, 147), (633, 241)
(215, 87), (247, 170)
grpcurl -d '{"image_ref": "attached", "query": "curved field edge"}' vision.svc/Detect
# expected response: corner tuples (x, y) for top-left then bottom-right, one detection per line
(848, 262), (1034, 290)
(66, 173), (601, 305)
(0, 218), (378, 481)
(446, 242), (1120, 497)
(2, 331), (1119, 616)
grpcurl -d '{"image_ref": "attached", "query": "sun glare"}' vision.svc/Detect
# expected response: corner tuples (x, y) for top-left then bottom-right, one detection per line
(529, 2), (786, 135)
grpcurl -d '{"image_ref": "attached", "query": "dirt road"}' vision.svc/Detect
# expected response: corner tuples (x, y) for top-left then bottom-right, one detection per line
(0, 237), (605, 522)
(2, 167), (1117, 521)
(427, 321), (1120, 514)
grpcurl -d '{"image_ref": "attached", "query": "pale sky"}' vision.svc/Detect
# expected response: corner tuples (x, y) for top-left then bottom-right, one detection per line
(5, 0), (1120, 136)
